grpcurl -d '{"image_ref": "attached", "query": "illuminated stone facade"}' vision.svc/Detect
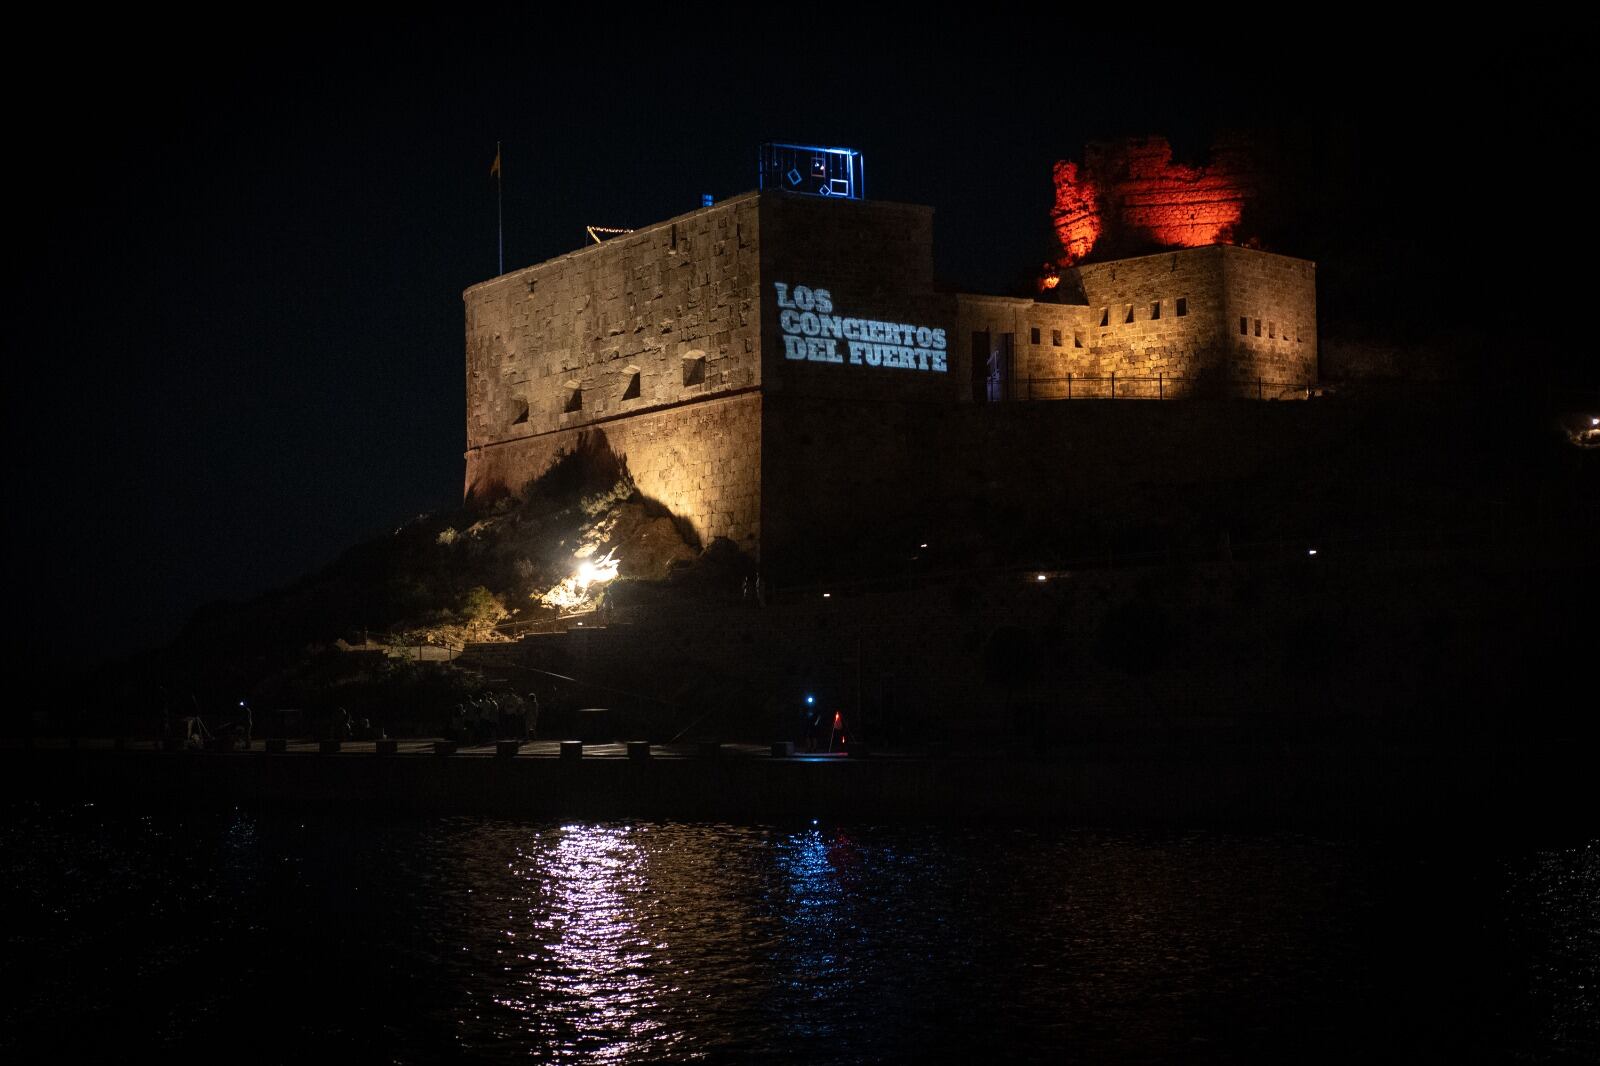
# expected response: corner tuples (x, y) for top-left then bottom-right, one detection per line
(464, 189), (1317, 564)
(959, 245), (1316, 399)
(465, 193), (765, 552)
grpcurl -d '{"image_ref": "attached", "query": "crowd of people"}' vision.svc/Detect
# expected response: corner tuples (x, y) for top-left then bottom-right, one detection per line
(148, 689), (545, 748)
(448, 691), (539, 744)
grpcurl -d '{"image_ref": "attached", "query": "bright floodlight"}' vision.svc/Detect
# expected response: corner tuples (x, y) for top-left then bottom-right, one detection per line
(575, 549), (620, 589)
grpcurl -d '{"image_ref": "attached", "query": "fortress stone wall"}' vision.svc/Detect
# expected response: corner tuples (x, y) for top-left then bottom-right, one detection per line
(465, 192), (761, 448)
(463, 189), (1319, 568)
(956, 248), (1315, 401)
(1219, 246), (1318, 388)
(758, 193), (952, 405)
(465, 393), (763, 553)
(1061, 247), (1315, 396)
(464, 193), (764, 550)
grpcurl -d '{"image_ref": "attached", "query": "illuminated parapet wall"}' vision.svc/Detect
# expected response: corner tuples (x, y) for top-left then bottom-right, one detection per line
(1210, 246), (1318, 389)
(464, 192), (765, 553)
(958, 247), (1315, 399)
(1065, 246), (1316, 394)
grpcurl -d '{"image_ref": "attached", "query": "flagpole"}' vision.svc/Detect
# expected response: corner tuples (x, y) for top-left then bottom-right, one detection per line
(496, 141), (504, 275)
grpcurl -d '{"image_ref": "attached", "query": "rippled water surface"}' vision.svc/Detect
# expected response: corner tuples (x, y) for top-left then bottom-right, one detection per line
(1, 804), (1593, 1063)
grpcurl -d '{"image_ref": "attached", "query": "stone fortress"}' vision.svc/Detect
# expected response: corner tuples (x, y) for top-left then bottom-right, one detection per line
(463, 144), (1317, 575)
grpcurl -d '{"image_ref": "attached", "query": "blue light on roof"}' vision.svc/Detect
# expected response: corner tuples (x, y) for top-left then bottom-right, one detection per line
(760, 143), (865, 200)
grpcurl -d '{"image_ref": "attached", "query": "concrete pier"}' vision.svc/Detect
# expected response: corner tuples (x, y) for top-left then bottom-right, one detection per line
(2, 736), (1591, 835)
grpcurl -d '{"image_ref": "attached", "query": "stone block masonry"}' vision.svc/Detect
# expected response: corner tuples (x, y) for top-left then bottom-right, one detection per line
(465, 391), (762, 555)
(465, 192), (762, 451)
(463, 187), (1319, 570)
(955, 294), (1091, 402)
(465, 192), (765, 552)
(757, 193), (953, 406)
(960, 245), (1315, 399)
(1067, 248), (1228, 390)
(1067, 246), (1315, 393)
(1220, 245), (1317, 388)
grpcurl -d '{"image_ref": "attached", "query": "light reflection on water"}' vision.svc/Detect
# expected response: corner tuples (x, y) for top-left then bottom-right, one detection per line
(510, 825), (669, 1060)
(1501, 843), (1600, 1056)
(777, 828), (856, 1039)
(0, 806), (1594, 1064)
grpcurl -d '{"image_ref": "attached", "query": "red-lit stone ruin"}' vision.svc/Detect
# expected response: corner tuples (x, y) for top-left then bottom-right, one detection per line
(1050, 134), (1260, 270)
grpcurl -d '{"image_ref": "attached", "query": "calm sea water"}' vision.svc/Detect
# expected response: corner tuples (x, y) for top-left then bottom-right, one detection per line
(0, 803), (1593, 1064)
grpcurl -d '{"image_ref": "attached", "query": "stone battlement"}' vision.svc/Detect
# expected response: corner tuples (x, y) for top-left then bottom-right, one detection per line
(463, 190), (1318, 566)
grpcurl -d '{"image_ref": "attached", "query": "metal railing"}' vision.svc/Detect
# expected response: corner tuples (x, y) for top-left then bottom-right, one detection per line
(993, 373), (1316, 402)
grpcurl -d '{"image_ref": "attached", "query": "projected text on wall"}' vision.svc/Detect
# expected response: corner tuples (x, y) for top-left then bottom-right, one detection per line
(775, 283), (947, 372)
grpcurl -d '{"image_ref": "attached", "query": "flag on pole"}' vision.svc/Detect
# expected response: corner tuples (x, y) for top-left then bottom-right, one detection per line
(492, 142), (504, 275)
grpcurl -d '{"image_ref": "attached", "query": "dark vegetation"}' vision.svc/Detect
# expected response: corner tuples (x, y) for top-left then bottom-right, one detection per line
(63, 437), (714, 739)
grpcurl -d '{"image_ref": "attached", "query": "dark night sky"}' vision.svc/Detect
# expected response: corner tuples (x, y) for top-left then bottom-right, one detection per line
(9, 24), (1580, 663)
